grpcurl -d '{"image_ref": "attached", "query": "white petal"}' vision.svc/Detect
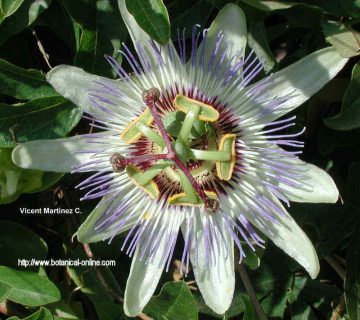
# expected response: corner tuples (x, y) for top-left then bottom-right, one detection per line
(200, 3), (247, 72)
(124, 246), (165, 317)
(239, 195), (319, 279)
(124, 212), (183, 317)
(11, 132), (114, 173)
(249, 47), (348, 124)
(183, 212), (235, 315)
(46, 65), (135, 115)
(279, 158), (339, 204)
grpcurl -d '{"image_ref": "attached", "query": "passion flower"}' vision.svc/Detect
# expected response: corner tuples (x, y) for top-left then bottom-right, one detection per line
(12, 1), (347, 316)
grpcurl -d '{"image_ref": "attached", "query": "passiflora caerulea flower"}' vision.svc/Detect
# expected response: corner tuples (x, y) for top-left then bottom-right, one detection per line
(12, 1), (347, 316)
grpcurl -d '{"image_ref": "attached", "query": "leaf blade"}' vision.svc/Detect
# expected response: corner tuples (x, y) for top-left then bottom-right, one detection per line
(125, 0), (170, 45)
(0, 96), (81, 147)
(0, 266), (60, 307)
(324, 62), (360, 130)
(0, 59), (57, 100)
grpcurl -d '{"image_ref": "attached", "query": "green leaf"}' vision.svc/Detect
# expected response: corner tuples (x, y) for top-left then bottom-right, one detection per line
(195, 291), (246, 319)
(144, 281), (198, 320)
(8, 307), (54, 320)
(345, 219), (360, 320)
(291, 202), (359, 257)
(47, 300), (80, 320)
(0, 0), (51, 46)
(243, 245), (263, 270)
(168, 0), (214, 39)
(291, 0), (360, 18)
(0, 96), (81, 147)
(0, 59), (57, 100)
(0, 148), (62, 203)
(66, 247), (125, 319)
(0, 266), (61, 306)
(35, 0), (78, 56)
(0, 220), (47, 272)
(242, 295), (257, 320)
(0, 281), (12, 301)
(323, 21), (360, 58)
(94, 302), (127, 320)
(238, 4), (276, 73)
(317, 125), (360, 156)
(125, 0), (170, 45)
(0, 148), (43, 204)
(28, 172), (63, 194)
(288, 277), (341, 318)
(280, 5), (323, 28)
(246, 9), (276, 73)
(324, 62), (360, 131)
(0, 0), (25, 22)
(249, 248), (294, 318)
(63, 0), (127, 77)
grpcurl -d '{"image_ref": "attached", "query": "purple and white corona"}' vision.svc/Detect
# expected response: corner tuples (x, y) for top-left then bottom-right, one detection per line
(12, 1), (347, 316)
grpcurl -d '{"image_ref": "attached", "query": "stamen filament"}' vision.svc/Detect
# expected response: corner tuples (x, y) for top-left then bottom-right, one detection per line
(178, 105), (200, 144)
(173, 156), (212, 209)
(190, 149), (231, 161)
(133, 160), (173, 186)
(135, 122), (165, 148)
(178, 170), (198, 204)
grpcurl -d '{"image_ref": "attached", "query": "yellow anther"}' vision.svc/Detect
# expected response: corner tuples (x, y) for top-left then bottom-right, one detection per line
(168, 191), (217, 206)
(121, 108), (154, 144)
(174, 95), (219, 122)
(216, 134), (236, 181)
(126, 164), (159, 199)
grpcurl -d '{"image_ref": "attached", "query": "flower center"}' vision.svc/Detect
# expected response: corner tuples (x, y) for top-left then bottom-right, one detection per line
(112, 88), (239, 213)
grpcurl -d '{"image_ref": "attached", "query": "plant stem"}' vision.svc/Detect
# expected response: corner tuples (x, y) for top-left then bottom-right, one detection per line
(236, 263), (267, 320)
(325, 255), (345, 280)
(145, 96), (174, 157)
(330, 294), (345, 320)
